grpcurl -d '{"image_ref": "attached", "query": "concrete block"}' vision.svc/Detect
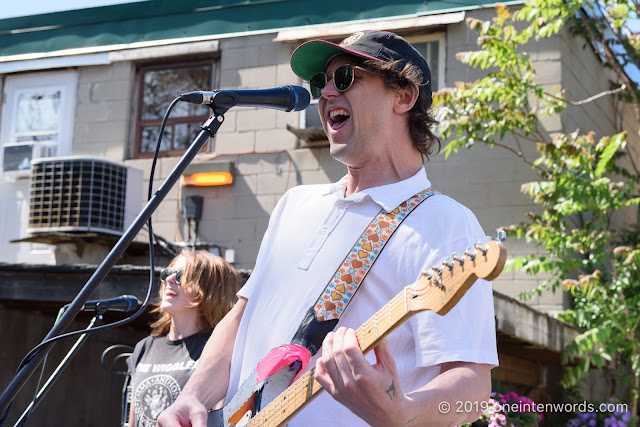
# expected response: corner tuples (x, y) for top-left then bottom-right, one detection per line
(84, 120), (128, 143)
(110, 62), (133, 80)
(214, 131), (255, 154)
(217, 110), (237, 133)
(298, 169), (333, 186)
(234, 153), (277, 175)
(78, 65), (113, 83)
(275, 108), (300, 129)
(106, 100), (133, 122)
(237, 108), (277, 132)
(238, 65), (277, 88)
(199, 193), (237, 220)
(90, 80), (132, 102)
(215, 218), (260, 241)
(220, 69), (241, 88)
(486, 181), (532, 207)
(233, 195), (276, 219)
(255, 171), (290, 195)
(276, 63), (299, 85)
(230, 172), (259, 196)
(255, 128), (296, 151)
(533, 61), (562, 86)
(76, 82), (92, 104)
(289, 148), (321, 172)
(148, 220), (176, 240)
(125, 158), (154, 178)
(221, 46), (263, 70)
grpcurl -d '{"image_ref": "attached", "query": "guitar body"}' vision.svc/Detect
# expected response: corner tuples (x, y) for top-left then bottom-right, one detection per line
(207, 361), (301, 427)
(209, 239), (507, 427)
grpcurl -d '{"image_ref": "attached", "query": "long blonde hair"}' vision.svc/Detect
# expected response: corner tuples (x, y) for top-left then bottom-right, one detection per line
(150, 249), (240, 337)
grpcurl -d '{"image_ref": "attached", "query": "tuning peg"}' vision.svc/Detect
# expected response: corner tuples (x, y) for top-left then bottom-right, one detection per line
(454, 254), (466, 266)
(433, 266), (444, 275)
(421, 270), (434, 279)
(496, 229), (507, 242)
(465, 248), (477, 261)
(432, 276), (443, 287)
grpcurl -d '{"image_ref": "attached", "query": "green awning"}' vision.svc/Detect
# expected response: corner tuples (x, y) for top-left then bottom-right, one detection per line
(0, 0), (520, 60)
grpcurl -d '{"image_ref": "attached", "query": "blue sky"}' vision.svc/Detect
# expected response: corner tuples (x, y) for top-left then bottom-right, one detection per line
(0, 0), (146, 19)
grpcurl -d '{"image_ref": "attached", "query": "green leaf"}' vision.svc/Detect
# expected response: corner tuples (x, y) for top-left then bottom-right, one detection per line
(595, 132), (626, 177)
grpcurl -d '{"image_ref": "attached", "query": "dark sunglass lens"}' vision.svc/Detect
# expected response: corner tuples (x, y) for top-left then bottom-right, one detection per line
(310, 86), (323, 99)
(176, 270), (184, 285)
(160, 268), (172, 282)
(334, 65), (354, 91)
(309, 73), (326, 99)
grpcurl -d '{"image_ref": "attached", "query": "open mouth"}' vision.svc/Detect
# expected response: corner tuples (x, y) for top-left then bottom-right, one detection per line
(328, 108), (351, 130)
(164, 289), (178, 298)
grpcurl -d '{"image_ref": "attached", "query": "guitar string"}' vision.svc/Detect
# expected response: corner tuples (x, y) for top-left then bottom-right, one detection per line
(253, 262), (471, 426)
(250, 247), (490, 426)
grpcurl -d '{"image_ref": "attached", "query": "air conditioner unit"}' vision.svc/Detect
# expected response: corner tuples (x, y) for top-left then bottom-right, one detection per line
(27, 157), (143, 236)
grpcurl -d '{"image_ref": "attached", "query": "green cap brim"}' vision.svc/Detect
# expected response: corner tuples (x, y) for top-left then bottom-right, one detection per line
(291, 41), (353, 81)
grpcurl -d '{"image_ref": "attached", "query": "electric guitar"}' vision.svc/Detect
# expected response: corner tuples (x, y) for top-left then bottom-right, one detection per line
(208, 236), (507, 427)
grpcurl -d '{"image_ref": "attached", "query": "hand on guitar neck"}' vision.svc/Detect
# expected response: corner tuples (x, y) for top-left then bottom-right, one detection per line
(315, 329), (406, 426)
(199, 237), (506, 427)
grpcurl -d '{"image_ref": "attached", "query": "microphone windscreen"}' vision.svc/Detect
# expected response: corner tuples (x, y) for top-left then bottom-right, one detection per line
(290, 86), (311, 111)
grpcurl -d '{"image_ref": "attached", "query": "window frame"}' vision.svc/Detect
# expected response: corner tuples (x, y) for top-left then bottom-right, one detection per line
(0, 70), (77, 174)
(133, 58), (217, 158)
(405, 32), (446, 91)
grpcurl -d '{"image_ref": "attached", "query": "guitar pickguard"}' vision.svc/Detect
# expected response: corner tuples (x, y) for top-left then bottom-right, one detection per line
(207, 361), (301, 427)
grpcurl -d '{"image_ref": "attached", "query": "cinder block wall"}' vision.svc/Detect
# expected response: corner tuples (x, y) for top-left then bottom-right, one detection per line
(70, 12), (626, 309)
(74, 62), (134, 160)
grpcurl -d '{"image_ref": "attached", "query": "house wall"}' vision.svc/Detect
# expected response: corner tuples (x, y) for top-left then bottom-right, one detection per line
(0, 7), (630, 306)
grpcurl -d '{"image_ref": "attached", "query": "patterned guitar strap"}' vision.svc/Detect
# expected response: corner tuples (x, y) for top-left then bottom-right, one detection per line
(218, 188), (439, 423)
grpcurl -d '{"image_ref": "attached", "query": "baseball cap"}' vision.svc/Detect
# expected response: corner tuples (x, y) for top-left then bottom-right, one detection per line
(290, 30), (432, 108)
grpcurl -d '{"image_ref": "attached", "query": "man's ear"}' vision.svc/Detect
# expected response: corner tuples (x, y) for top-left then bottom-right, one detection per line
(393, 84), (419, 114)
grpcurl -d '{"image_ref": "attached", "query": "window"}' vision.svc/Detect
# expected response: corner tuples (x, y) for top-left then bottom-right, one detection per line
(134, 60), (216, 158)
(407, 33), (445, 91)
(0, 71), (77, 173)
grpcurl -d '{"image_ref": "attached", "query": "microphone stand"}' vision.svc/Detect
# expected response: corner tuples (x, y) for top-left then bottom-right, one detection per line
(14, 313), (104, 426)
(0, 101), (231, 421)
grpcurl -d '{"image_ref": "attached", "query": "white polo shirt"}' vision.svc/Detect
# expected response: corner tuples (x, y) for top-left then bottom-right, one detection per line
(225, 168), (498, 426)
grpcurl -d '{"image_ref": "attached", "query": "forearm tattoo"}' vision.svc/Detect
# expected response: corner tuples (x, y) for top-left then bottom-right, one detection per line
(402, 416), (417, 426)
(385, 379), (396, 400)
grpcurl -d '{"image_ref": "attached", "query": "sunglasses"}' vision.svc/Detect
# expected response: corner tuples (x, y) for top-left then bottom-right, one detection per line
(160, 268), (184, 285)
(309, 64), (369, 99)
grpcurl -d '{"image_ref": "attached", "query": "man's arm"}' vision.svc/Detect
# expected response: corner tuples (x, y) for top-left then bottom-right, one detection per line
(157, 297), (247, 427)
(315, 327), (491, 427)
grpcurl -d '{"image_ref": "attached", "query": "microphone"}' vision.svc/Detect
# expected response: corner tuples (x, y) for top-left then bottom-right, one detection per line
(65, 295), (139, 313)
(180, 85), (310, 112)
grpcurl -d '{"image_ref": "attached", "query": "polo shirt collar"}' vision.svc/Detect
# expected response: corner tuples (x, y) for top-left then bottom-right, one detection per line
(325, 168), (432, 212)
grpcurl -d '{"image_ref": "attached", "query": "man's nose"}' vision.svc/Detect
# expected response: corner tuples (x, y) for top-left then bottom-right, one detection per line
(321, 77), (340, 98)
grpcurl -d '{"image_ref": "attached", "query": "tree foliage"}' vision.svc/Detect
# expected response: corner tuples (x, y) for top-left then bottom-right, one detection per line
(433, 0), (640, 418)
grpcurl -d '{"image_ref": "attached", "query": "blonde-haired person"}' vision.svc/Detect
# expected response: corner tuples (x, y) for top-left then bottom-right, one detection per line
(126, 250), (239, 427)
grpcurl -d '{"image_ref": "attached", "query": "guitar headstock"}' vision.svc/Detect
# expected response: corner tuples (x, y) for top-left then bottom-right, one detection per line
(405, 231), (507, 315)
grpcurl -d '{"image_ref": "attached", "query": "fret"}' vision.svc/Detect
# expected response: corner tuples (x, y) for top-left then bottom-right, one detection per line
(375, 311), (379, 340)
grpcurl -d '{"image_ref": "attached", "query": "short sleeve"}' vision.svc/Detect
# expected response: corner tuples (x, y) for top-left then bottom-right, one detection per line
(409, 206), (499, 368)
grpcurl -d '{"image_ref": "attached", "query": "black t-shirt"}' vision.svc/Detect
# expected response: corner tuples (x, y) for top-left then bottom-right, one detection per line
(127, 333), (209, 426)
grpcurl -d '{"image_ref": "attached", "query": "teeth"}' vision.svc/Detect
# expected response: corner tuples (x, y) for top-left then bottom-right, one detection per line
(329, 109), (350, 120)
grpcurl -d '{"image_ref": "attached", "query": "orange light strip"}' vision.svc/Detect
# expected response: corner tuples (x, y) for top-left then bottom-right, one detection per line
(182, 172), (233, 186)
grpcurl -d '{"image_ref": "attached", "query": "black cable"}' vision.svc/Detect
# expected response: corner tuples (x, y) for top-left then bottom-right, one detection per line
(100, 345), (134, 376)
(5, 97), (183, 425)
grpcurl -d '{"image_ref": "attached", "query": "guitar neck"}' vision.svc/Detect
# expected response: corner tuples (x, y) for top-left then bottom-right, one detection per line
(248, 291), (416, 427)
(241, 240), (506, 427)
